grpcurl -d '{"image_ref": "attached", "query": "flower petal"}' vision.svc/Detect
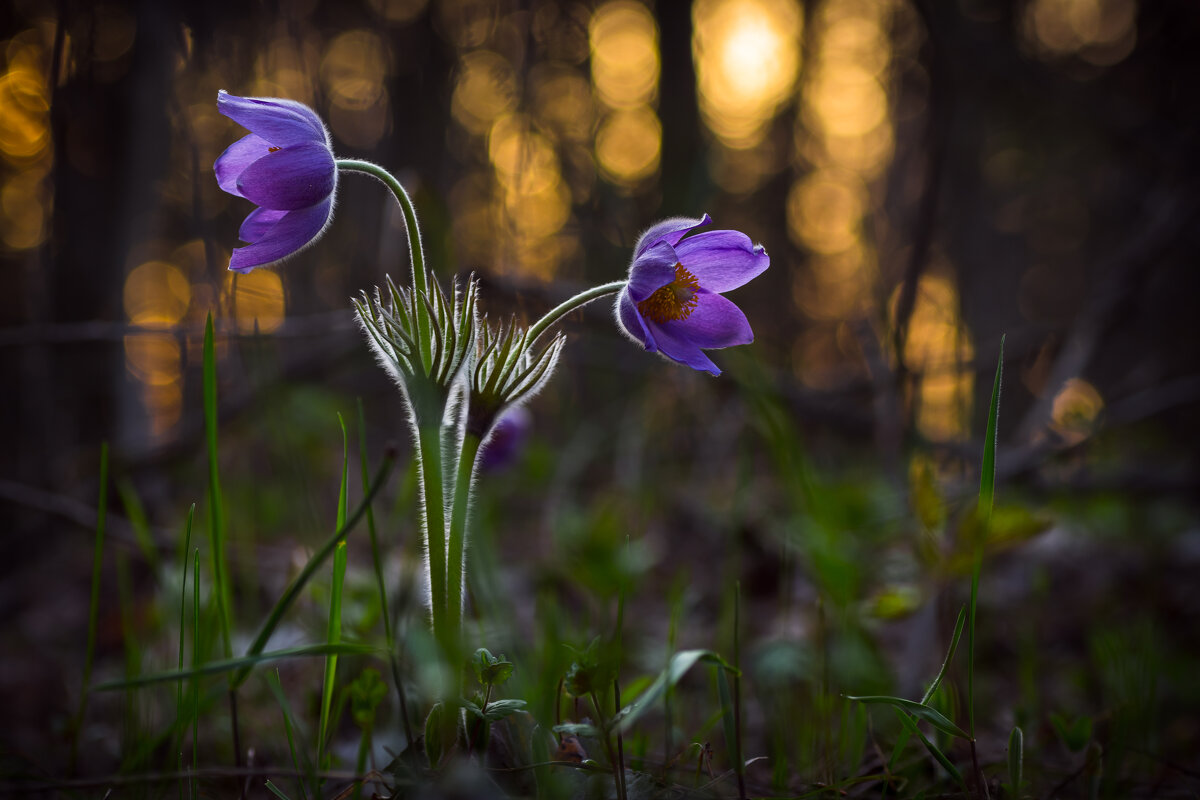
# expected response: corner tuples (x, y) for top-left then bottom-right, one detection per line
(627, 240), (678, 302)
(228, 199), (332, 273)
(674, 229), (769, 293)
(633, 214), (711, 258)
(235, 142), (336, 211)
(661, 292), (753, 349)
(238, 207), (288, 243)
(214, 134), (271, 197)
(616, 289), (657, 352)
(646, 320), (721, 375)
(218, 90), (328, 148)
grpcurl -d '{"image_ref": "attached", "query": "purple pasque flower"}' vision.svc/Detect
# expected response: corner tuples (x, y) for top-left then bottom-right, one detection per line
(615, 214), (769, 376)
(214, 91), (336, 273)
(479, 405), (533, 472)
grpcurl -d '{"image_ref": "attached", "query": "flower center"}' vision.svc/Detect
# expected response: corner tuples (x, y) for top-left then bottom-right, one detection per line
(637, 263), (701, 324)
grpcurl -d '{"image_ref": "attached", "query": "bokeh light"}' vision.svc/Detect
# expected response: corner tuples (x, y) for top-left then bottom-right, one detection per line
(1051, 377), (1104, 443)
(590, 1), (660, 110)
(1022, 0), (1138, 65)
(226, 269), (286, 334)
(894, 275), (975, 442)
(595, 106), (661, 185)
(692, 0), (802, 149)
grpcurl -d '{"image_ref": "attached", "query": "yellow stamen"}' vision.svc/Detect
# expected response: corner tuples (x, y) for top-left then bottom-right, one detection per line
(637, 262), (701, 324)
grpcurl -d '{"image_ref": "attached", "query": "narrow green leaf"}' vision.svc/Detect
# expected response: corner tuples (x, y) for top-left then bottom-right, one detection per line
(232, 452), (395, 690)
(265, 779), (292, 800)
(920, 605), (968, 705)
(72, 441), (108, 771)
(117, 478), (160, 574)
(266, 669), (313, 800)
(612, 650), (737, 734)
(175, 504), (194, 797)
(94, 643), (379, 690)
(203, 314), (233, 661)
(191, 547), (200, 788)
(716, 668), (737, 777)
(1008, 725), (1023, 797)
(844, 695), (970, 740)
(970, 334), (1005, 738)
(893, 707), (965, 789)
(318, 415), (351, 764)
(979, 334), (1005, 520)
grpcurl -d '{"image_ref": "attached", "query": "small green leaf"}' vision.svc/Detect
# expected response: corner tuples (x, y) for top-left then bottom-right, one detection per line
(482, 698), (527, 722)
(611, 649), (737, 734)
(1050, 712), (1093, 753)
(349, 668), (387, 729)
(473, 648), (515, 687)
(844, 695), (970, 740)
(1008, 725), (1024, 797)
(425, 702), (456, 768)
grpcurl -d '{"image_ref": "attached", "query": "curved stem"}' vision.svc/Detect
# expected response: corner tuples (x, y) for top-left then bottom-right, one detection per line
(337, 159), (433, 370)
(523, 280), (625, 349)
(447, 431), (483, 670)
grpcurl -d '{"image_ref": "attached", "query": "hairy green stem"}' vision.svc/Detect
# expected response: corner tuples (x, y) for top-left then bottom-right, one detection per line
(337, 159), (433, 370)
(447, 431), (483, 677)
(524, 280), (625, 349)
(417, 425), (449, 656)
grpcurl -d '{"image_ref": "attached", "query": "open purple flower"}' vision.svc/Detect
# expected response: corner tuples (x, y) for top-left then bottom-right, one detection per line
(615, 215), (769, 376)
(214, 91), (336, 273)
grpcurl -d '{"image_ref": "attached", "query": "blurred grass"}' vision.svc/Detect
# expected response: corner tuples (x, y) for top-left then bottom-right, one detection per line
(22, 340), (1199, 799)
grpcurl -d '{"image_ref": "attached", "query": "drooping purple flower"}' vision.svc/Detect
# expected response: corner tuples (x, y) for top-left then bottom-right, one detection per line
(214, 91), (336, 273)
(615, 215), (769, 376)
(479, 405), (533, 472)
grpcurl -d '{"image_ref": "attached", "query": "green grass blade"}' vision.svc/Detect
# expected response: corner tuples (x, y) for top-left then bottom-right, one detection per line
(203, 314), (233, 661)
(612, 650), (737, 734)
(176, 506), (194, 800)
(265, 779), (293, 800)
(94, 643), (380, 690)
(844, 696), (970, 740)
(192, 547), (200, 793)
(232, 451), (395, 689)
(357, 399), (392, 650)
(920, 605), (968, 705)
(71, 441), (109, 772)
(1008, 725), (1024, 797)
(318, 415), (351, 768)
(979, 335), (1005, 518)
(893, 707), (965, 790)
(118, 478), (161, 574)
(717, 668), (738, 779)
(266, 669), (313, 800)
(970, 335), (1005, 738)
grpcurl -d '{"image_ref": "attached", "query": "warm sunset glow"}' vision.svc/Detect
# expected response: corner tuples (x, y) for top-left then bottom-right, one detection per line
(693, 0), (802, 148)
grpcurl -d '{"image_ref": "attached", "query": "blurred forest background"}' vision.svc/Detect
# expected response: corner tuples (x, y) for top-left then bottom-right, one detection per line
(2, 0), (1199, 794)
